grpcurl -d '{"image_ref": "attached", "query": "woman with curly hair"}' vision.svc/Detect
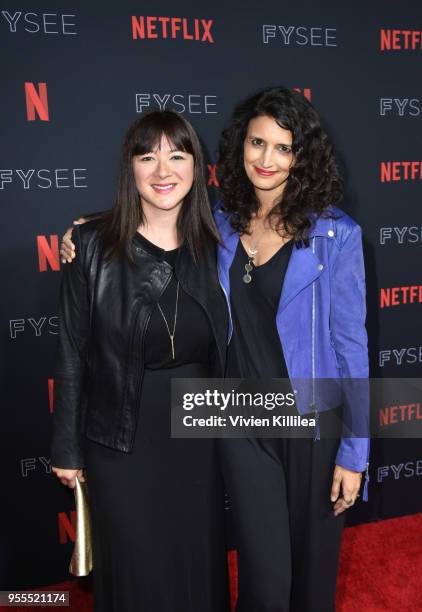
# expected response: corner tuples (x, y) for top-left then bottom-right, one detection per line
(215, 86), (369, 611)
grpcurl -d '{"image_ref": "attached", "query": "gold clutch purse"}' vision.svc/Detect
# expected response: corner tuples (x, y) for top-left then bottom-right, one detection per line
(69, 476), (93, 576)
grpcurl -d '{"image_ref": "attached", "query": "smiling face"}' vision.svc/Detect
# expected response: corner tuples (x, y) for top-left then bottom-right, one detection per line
(243, 115), (295, 202)
(132, 134), (194, 215)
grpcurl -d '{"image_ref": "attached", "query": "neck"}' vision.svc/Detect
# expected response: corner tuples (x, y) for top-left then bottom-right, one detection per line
(254, 182), (286, 219)
(138, 203), (180, 250)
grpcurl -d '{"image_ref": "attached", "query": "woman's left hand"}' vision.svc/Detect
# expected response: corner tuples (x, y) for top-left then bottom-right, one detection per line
(331, 465), (362, 516)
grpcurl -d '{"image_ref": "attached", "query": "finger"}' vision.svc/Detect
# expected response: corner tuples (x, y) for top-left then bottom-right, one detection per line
(333, 497), (347, 509)
(63, 236), (75, 250)
(331, 475), (341, 502)
(334, 496), (356, 516)
(60, 244), (75, 263)
(342, 485), (358, 502)
(61, 248), (75, 261)
(334, 499), (349, 516)
(62, 477), (76, 488)
(63, 226), (73, 241)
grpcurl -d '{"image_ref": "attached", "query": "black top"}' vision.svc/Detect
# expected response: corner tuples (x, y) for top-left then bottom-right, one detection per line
(135, 233), (215, 369)
(226, 238), (293, 378)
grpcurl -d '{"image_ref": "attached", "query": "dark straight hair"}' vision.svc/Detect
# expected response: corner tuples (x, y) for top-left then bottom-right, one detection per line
(100, 110), (220, 262)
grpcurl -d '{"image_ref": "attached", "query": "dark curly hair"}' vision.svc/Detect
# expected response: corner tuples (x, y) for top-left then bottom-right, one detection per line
(217, 86), (343, 244)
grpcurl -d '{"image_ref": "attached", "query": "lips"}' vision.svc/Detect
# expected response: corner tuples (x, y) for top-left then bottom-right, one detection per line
(255, 167), (277, 177)
(151, 183), (177, 194)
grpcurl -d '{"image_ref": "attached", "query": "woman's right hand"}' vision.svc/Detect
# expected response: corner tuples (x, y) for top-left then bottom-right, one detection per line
(52, 467), (85, 489)
(60, 217), (86, 263)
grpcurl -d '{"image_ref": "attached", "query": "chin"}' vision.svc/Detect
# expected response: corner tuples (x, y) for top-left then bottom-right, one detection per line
(155, 199), (183, 211)
(252, 180), (279, 191)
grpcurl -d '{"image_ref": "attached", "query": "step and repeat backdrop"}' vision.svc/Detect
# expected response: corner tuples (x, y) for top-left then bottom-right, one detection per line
(1, 0), (421, 589)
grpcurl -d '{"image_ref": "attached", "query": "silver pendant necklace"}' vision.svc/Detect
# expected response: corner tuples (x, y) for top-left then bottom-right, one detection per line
(243, 246), (257, 284)
(157, 280), (180, 360)
(242, 227), (266, 284)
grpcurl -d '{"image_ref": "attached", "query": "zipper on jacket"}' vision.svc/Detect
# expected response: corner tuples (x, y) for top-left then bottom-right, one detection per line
(127, 269), (173, 450)
(216, 267), (233, 344)
(311, 236), (320, 440)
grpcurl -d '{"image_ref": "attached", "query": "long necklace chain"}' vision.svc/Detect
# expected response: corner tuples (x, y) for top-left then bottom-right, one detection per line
(157, 280), (180, 360)
(242, 218), (290, 284)
(242, 226), (267, 284)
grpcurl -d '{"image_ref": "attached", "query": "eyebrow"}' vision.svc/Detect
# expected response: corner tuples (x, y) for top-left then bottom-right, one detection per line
(248, 135), (292, 147)
(142, 148), (184, 154)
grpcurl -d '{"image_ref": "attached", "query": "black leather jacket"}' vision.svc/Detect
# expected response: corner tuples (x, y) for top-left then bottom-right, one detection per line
(51, 219), (228, 468)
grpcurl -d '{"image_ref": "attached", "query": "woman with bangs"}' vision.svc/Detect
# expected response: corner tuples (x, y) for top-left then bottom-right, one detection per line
(50, 110), (230, 612)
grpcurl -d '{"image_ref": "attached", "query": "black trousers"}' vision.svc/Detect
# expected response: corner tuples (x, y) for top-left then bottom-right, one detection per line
(219, 436), (345, 612)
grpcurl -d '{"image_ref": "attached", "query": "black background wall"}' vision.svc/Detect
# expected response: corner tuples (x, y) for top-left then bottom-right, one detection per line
(1, 0), (421, 589)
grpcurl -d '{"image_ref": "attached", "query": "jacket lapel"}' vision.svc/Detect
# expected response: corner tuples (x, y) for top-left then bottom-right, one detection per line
(215, 208), (329, 315)
(278, 242), (323, 313)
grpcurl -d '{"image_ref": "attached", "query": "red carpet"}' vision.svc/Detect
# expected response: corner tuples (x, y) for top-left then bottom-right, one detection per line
(4, 513), (422, 611)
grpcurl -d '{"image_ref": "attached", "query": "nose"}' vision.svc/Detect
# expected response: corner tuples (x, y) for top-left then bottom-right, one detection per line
(260, 146), (274, 169)
(155, 158), (172, 179)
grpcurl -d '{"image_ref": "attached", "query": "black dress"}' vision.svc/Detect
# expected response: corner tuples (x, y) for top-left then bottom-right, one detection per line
(84, 235), (228, 612)
(220, 238), (344, 612)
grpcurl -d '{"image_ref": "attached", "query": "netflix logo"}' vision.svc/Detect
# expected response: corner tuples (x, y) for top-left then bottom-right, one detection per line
(380, 286), (422, 308)
(0, 168), (87, 189)
(208, 164), (218, 187)
(293, 88), (312, 102)
(49, 378), (54, 413)
(37, 235), (60, 272)
(58, 511), (76, 544)
(25, 82), (49, 121)
(380, 29), (422, 51)
(379, 402), (422, 427)
(131, 16), (214, 43)
(380, 162), (422, 182)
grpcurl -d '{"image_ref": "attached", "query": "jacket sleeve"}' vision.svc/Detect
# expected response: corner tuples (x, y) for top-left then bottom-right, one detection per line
(50, 225), (90, 468)
(330, 224), (370, 474)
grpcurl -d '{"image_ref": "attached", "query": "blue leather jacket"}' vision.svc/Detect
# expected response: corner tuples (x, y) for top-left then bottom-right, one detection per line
(215, 205), (370, 489)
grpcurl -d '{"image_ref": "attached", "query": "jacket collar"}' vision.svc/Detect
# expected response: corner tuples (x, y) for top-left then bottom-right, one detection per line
(215, 207), (337, 240)
(308, 212), (336, 238)
(215, 208), (326, 315)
